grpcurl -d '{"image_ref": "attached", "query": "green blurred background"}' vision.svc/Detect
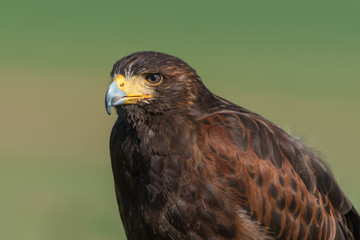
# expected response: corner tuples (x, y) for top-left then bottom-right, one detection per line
(1, 0), (359, 239)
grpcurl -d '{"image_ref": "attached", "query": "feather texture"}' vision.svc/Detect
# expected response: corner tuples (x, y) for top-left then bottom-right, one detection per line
(108, 51), (360, 240)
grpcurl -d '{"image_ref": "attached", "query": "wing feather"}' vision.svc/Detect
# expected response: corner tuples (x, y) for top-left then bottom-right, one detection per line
(197, 109), (359, 239)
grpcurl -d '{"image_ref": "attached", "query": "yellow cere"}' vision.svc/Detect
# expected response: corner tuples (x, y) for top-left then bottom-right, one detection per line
(113, 74), (152, 104)
(114, 74), (126, 88)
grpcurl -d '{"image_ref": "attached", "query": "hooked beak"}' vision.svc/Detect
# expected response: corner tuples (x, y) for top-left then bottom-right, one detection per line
(105, 74), (152, 115)
(105, 81), (126, 115)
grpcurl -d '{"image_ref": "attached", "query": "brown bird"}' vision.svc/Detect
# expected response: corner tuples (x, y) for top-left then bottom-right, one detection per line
(105, 51), (360, 239)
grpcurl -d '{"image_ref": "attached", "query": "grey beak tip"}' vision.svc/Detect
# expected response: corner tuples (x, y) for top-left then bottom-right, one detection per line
(106, 105), (112, 115)
(105, 81), (127, 115)
(105, 85), (112, 115)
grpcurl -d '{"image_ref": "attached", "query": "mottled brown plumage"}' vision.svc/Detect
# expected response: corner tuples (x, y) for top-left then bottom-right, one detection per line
(107, 51), (360, 239)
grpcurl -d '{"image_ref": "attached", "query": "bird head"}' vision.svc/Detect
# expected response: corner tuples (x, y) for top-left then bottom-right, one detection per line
(105, 51), (205, 115)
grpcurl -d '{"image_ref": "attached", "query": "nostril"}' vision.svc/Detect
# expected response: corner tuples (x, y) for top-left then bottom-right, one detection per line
(120, 83), (125, 87)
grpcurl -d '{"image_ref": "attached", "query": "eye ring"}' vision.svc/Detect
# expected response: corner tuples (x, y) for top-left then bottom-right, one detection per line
(145, 73), (163, 86)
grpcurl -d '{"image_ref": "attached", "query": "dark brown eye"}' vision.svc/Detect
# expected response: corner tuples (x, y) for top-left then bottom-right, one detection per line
(145, 73), (163, 85)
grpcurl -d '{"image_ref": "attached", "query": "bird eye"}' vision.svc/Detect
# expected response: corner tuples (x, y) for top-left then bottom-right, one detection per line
(145, 73), (163, 86)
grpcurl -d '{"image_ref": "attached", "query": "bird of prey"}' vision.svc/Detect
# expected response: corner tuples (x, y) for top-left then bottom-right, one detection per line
(105, 51), (360, 240)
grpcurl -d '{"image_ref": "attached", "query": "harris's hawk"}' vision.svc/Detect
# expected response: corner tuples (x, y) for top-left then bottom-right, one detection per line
(105, 51), (360, 240)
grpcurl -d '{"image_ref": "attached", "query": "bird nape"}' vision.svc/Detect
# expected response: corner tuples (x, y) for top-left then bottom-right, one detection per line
(105, 51), (360, 240)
